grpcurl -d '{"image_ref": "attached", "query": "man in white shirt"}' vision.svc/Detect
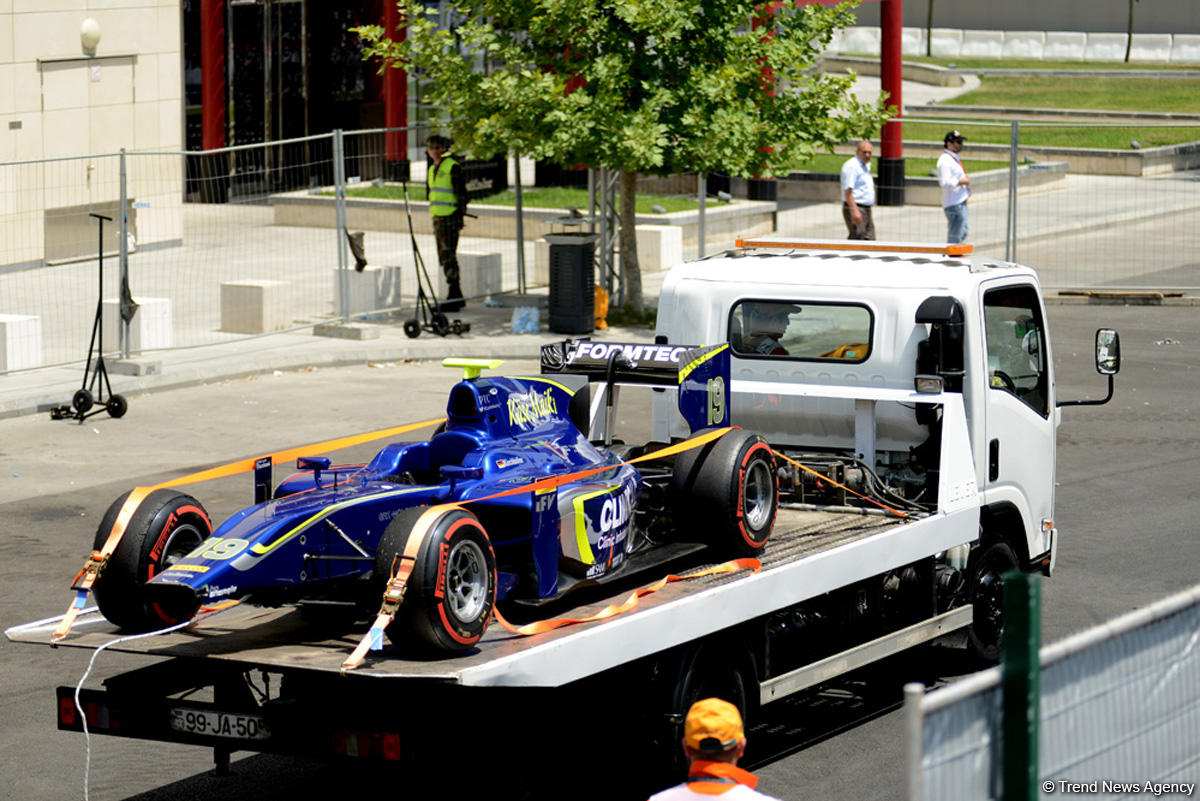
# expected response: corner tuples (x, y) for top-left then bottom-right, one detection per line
(937, 130), (971, 243)
(840, 140), (876, 240)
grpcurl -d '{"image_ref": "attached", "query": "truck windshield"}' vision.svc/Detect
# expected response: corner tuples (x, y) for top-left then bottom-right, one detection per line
(984, 285), (1048, 415)
(728, 300), (872, 361)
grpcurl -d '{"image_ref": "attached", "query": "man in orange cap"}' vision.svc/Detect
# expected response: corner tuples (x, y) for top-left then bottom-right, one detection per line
(648, 698), (780, 799)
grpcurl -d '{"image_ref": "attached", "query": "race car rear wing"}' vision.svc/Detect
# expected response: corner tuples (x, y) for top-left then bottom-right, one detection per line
(541, 339), (730, 438)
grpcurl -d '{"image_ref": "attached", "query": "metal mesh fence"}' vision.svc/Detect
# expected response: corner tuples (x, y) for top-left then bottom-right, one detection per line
(2, 120), (1198, 375)
(911, 585), (1200, 800)
(776, 120), (1200, 290)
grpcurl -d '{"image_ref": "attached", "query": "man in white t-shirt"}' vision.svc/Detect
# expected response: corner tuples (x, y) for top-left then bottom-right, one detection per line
(937, 130), (971, 244)
(647, 698), (780, 800)
(840, 140), (876, 240)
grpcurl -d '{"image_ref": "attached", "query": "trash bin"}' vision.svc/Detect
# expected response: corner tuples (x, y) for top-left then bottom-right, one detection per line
(545, 232), (596, 335)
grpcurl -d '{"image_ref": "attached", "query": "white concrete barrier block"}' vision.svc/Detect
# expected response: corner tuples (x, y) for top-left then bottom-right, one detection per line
(0, 313), (42, 371)
(901, 27), (925, 57)
(1085, 33), (1128, 62)
(458, 250), (502, 298)
(220, 280), (291, 334)
(632, 225), (683, 273)
(1044, 32), (1087, 61)
(533, 239), (550, 286)
(1002, 31), (1046, 59)
(960, 30), (1004, 58)
(336, 266), (403, 317)
(1128, 33), (1172, 63)
(840, 26), (880, 56)
(824, 28), (844, 55)
(929, 28), (963, 59)
(103, 297), (173, 352)
(1171, 34), (1200, 64)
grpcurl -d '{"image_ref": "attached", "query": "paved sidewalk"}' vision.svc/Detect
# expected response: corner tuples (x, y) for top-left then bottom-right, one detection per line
(0, 273), (669, 420)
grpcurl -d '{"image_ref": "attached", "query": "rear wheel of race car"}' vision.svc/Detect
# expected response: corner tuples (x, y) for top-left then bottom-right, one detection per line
(374, 506), (497, 653)
(669, 429), (778, 555)
(91, 489), (212, 630)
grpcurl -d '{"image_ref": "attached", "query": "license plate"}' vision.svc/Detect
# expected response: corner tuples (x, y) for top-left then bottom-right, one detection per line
(170, 707), (270, 741)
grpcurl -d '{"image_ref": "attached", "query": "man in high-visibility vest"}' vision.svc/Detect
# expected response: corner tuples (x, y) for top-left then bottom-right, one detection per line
(648, 698), (780, 800)
(426, 134), (469, 311)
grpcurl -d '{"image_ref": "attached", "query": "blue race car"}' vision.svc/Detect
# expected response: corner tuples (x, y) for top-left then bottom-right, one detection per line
(89, 341), (777, 653)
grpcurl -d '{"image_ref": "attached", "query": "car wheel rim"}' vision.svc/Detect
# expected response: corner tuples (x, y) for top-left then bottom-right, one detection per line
(742, 459), (774, 531)
(975, 569), (1004, 645)
(444, 536), (489, 622)
(162, 523), (206, 569)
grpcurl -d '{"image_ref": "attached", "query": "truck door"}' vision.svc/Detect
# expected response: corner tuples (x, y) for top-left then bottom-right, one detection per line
(980, 282), (1055, 561)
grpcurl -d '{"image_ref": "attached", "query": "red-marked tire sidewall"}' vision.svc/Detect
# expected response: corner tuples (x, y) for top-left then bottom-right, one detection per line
(91, 489), (212, 630)
(670, 429), (778, 556)
(378, 508), (497, 653)
(733, 440), (777, 553)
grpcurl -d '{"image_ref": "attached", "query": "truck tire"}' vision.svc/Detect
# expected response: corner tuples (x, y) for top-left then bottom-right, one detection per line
(966, 541), (1018, 664)
(91, 489), (212, 630)
(670, 429), (777, 555)
(662, 641), (753, 779)
(374, 506), (497, 653)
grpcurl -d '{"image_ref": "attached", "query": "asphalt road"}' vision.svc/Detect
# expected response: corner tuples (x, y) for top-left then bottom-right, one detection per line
(1, 303), (1197, 801)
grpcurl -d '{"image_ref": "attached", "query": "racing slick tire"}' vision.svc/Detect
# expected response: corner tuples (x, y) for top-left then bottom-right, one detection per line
(669, 429), (778, 555)
(91, 489), (212, 631)
(374, 506), (497, 653)
(965, 540), (1019, 664)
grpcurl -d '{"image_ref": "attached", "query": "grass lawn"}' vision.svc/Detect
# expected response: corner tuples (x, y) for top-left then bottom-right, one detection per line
(792, 153), (1004, 176)
(342, 184), (707, 213)
(941, 76), (1200, 114)
(902, 121), (1197, 150)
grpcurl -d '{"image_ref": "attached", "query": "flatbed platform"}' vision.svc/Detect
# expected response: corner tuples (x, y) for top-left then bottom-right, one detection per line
(8, 505), (973, 687)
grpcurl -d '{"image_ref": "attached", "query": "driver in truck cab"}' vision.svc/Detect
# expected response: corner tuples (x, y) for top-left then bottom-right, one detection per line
(739, 302), (797, 356)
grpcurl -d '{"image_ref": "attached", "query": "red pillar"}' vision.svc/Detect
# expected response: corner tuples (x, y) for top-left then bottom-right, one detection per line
(878, 0), (905, 205)
(383, 0), (409, 180)
(200, 0), (226, 150)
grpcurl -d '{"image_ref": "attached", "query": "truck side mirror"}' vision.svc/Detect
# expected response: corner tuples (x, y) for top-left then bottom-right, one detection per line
(1059, 328), (1120, 408)
(1096, 328), (1120, 375)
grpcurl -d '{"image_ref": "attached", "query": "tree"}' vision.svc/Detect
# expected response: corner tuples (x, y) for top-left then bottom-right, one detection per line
(1124, 0), (1141, 63)
(356, 0), (891, 313)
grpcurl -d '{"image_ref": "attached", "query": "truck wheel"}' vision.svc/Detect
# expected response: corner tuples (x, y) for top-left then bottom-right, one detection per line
(966, 541), (1018, 664)
(664, 642), (752, 779)
(374, 506), (497, 653)
(670, 429), (778, 555)
(91, 489), (212, 630)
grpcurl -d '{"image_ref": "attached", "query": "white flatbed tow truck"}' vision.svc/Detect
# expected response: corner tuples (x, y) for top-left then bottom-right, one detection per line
(6, 239), (1119, 797)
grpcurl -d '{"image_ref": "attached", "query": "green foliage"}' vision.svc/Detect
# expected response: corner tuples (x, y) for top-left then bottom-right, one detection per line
(355, 0), (891, 178)
(340, 184), (707, 212)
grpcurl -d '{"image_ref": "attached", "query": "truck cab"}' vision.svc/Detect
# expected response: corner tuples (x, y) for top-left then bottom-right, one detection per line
(653, 238), (1118, 579)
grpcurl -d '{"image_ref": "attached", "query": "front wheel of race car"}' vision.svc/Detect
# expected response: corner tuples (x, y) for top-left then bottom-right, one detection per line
(669, 429), (778, 556)
(91, 489), (212, 630)
(374, 506), (497, 653)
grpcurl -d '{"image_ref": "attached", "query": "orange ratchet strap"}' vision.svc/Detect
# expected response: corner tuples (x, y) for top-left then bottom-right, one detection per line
(491, 558), (761, 637)
(341, 428), (738, 670)
(52, 417), (445, 642)
(771, 449), (907, 518)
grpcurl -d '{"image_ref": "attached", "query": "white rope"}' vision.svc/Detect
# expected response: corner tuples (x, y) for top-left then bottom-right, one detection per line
(74, 605), (237, 801)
